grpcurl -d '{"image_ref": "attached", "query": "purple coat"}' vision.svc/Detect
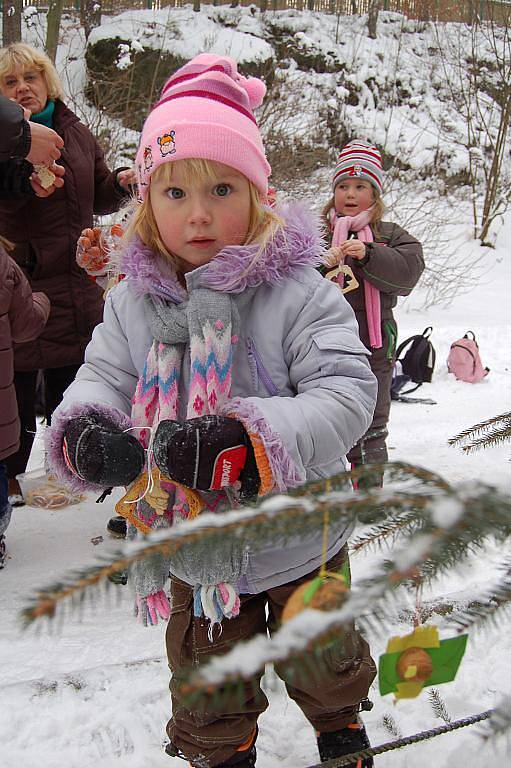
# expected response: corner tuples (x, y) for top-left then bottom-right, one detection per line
(0, 243), (49, 460)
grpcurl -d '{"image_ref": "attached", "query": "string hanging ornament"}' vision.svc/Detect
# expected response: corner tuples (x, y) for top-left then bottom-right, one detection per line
(282, 480), (351, 623)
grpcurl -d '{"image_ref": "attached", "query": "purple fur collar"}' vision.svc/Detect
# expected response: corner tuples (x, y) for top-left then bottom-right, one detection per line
(119, 202), (325, 298)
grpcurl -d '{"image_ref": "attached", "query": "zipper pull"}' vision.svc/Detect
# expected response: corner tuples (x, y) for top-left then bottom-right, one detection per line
(246, 337), (258, 390)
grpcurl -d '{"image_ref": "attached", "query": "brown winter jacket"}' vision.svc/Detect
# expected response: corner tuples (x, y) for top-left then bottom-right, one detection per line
(0, 99), (128, 371)
(324, 220), (424, 354)
(0, 243), (50, 460)
(321, 219), (424, 463)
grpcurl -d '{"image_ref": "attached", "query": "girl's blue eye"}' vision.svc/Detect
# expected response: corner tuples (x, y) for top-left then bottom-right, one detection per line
(214, 184), (231, 197)
(168, 187), (184, 199)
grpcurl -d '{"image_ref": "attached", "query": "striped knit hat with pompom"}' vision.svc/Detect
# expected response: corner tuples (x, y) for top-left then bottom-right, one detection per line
(135, 54), (271, 198)
(332, 140), (384, 193)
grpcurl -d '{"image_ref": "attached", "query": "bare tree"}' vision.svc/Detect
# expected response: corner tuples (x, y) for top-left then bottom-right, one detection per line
(2, 0), (22, 46)
(433, 4), (511, 243)
(81, 0), (102, 40)
(367, 0), (381, 39)
(46, 0), (63, 63)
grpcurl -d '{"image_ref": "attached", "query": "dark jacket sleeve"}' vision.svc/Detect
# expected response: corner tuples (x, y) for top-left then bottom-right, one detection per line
(353, 222), (424, 296)
(0, 157), (35, 199)
(91, 134), (129, 215)
(9, 256), (50, 343)
(0, 96), (31, 160)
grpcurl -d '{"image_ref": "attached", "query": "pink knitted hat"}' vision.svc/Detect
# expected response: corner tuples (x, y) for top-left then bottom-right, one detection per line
(135, 54), (271, 198)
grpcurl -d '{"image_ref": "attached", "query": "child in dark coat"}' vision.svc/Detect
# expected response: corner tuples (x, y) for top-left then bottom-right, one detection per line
(321, 141), (424, 485)
(0, 236), (49, 565)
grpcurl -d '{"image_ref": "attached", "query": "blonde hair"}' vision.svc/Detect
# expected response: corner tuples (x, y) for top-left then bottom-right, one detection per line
(322, 185), (386, 242)
(0, 43), (64, 101)
(124, 158), (283, 271)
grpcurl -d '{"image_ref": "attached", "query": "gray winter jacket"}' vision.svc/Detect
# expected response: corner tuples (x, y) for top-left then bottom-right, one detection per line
(48, 204), (377, 595)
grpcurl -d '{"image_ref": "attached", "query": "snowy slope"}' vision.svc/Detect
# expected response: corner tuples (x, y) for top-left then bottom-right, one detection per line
(1, 7), (510, 768)
(1, 213), (509, 768)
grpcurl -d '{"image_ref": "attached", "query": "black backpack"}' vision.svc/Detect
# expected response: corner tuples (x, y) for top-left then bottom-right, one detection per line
(391, 327), (436, 398)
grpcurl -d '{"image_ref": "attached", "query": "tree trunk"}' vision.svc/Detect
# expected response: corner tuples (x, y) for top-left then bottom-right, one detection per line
(46, 0), (64, 63)
(80, 0), (102, 40)
(193, 0), (200, 11)
(2, 0), (22, 46)
(367, 0), (381, 39)
(307, 0), (315, 10)
(480, 92), (511, 242)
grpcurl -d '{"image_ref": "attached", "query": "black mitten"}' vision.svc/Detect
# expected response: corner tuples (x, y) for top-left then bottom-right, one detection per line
(153, 416), (260, 499)
(63, 414), (145, 487)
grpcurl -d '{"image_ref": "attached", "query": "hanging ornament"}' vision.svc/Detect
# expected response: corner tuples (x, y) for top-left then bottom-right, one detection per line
(115, 467), (203, 534)
(379, 625), (468, 700)
(282, 570), (350, 623)
(325, 264), (360, 295)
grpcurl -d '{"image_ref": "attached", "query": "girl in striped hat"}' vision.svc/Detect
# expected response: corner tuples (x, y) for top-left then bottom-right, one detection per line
(322, 140), (425, 486)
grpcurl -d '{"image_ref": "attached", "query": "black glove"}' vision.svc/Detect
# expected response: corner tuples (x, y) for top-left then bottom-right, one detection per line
(63, 413), (145, 487)
(152, 416), (260, 500)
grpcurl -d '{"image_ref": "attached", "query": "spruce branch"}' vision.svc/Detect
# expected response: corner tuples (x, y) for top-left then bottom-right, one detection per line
(449, 412), (511, 452)
(22, 463), (450, 625)
(350, 511), (424, 554)
(381, 713), (402, 738)
(429, 688), (452, 723)
(448, 556), (511, 633)
(177, 483), (511, 695)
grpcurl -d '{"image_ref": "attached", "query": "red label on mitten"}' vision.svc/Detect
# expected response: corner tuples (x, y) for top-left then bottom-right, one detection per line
(210, 445), (247, 489)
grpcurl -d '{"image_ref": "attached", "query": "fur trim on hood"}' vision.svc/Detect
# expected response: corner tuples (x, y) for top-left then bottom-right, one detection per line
(119, 201), (325, 300)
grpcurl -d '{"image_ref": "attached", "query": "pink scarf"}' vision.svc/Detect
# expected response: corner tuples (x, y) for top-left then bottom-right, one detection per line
(330, 207), (382, 349)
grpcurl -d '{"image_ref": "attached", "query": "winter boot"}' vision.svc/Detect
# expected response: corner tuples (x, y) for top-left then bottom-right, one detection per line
(105, 517), (128, 584)
(0, 535), (6, 569)
(317, 718), (373, 767)
(165, 728), (257, 767)
(106, 515), (127, 538)
(8, 478), (24, 508)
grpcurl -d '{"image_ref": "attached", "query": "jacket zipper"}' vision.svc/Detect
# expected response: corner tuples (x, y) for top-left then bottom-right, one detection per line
(246, 337), (279, 396)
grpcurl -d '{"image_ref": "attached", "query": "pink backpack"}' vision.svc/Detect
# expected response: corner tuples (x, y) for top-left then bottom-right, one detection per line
(447, 331), (489, 383)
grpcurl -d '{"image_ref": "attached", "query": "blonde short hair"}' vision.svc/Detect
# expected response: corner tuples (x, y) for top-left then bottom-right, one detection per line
(322, 186), (386, 241)
(0, 42), (64, 101)
(124, 158), (283, 272)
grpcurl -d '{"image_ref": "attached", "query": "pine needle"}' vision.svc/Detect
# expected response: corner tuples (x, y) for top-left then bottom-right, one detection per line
(381, 713), (402, 738)
(449, 412), (511, 452)
(429, 688), (452, 723)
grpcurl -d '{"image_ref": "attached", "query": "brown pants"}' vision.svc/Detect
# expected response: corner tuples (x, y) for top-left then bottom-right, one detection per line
(166, 547), (376, 767)
(347, 333), (394, 487)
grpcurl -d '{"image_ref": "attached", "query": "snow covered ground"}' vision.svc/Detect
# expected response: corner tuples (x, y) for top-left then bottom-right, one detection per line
(1, 217), (509, 768)
(2, 7), (511, 767)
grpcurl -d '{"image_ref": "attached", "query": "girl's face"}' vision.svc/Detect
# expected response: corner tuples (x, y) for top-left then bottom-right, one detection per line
(334, 178), (375, 217)
(150, 161), (252, 273)
(1, 66), (48, 114)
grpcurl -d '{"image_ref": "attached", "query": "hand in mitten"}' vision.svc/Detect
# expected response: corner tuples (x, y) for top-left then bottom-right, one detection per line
(63, 413), (145, 487)
(135, 590), (171, 626)
(153, 416), (260, 499)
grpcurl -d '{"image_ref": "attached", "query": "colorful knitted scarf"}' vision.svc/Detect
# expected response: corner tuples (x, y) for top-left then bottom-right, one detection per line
(330, 207), (382, 349)
(127, 286), (243, 626)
